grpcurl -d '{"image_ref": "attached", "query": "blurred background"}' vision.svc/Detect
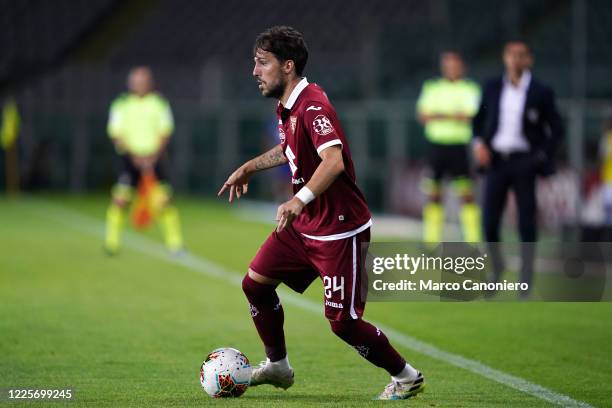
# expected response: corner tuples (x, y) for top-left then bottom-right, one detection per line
(1, 0), (611, 233)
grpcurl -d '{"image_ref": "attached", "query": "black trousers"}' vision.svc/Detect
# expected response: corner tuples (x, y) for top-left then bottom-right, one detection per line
(483, 151), (538, 290)
(483, 152), (537, 242)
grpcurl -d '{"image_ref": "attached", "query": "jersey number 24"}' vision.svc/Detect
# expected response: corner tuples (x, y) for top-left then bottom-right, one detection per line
(323, 276), (344, 300)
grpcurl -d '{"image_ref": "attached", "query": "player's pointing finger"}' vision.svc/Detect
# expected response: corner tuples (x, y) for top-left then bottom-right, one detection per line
(217, 183), (229, 197)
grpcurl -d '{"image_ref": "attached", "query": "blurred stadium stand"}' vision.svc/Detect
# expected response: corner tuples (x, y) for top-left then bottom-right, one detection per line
(1, 0), (611, 227)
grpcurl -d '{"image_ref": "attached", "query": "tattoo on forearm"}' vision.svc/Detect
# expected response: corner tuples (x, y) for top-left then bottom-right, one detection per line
(254, 147), (287, 170)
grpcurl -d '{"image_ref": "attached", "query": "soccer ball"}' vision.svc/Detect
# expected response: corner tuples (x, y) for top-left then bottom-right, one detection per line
(200, 348), (252, 398)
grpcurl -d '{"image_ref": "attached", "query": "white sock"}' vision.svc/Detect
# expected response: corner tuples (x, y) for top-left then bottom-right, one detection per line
(392, 363), (419, 383)
(268, 356), (291, 371)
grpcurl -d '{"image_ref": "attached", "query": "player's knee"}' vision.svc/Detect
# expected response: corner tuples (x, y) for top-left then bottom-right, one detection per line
(242, 274), (256, 298)
(242, 273), (280, 308)
(248, 268), (280, 285)
(242, 272), (272, 297)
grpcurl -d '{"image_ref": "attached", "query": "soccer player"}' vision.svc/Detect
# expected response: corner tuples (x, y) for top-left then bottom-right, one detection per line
(218, 26), (425, 400)
(104, 66), (183, 255)
(416, 51), (481, 243)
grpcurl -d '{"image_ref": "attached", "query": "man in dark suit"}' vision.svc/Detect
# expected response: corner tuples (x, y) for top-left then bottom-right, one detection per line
(472, 40), (564, 296)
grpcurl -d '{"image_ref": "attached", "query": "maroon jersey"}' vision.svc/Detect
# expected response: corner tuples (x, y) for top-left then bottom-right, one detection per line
(276, 78), (371, 237)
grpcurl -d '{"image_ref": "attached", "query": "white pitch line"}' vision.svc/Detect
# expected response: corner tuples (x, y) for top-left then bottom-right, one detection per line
(30, 201), (594, 408)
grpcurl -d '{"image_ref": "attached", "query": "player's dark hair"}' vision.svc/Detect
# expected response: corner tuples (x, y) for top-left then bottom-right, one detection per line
(503, 38), (531, 53)
(254, 26), (309, 76)
(440, 49), (462, 58)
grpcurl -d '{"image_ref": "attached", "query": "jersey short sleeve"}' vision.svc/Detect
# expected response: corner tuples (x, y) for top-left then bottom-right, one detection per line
(462, 81), (481, 116)
(107, 96), (125, 139)
(303, 104), (343, 156)
(416, 80), (436, 115)
(155, 96), (174, 136)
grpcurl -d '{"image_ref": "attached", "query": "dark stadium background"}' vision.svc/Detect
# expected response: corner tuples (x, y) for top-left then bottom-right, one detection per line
(1, 0), (610, 223)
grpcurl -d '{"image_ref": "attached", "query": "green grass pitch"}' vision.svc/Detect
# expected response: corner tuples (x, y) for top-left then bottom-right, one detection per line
(1, 195), (611, 407)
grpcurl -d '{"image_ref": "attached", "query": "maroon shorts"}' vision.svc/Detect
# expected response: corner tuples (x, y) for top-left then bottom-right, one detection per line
(249, 225), (370, 321)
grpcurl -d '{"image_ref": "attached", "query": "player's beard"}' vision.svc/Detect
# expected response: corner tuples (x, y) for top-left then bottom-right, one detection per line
(262, 76), (286, 100)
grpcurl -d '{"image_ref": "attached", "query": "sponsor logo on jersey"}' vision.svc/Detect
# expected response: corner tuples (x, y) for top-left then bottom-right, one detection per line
(306, 105), (322, 111)
(278, 126), (286, 143)
(290, 116), (297, 133)
(312, 115), (334, 136)
(291, 177), (305, 185)
(325, 300), (344, 309)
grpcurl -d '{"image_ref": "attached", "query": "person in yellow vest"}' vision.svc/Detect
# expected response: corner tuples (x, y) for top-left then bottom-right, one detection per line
(105, 66), (183, 255)
(600, 121), (612, 225)
(416, 51), (481, 243)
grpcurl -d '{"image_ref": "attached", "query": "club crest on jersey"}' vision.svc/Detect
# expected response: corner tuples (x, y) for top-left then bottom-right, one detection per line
(290, 116), (297, 133)
(278, 126), (286, 143)
(312, 115), (334, 136)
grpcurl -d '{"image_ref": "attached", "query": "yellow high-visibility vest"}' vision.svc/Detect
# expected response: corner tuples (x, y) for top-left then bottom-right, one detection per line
(107, 92), (174, 156)
(416, 78), (480, 145)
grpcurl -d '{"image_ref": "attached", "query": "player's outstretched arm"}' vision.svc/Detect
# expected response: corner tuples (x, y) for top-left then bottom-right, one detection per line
(251, 144), (288, 171)
(218, 144), (288, 202)
(276, 145), (344, 231)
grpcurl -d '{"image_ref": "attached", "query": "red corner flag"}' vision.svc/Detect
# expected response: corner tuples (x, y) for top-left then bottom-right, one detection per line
(131, 170), (158, 229)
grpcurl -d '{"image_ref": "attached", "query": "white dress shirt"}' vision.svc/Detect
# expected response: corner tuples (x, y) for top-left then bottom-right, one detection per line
(491, 71), (531, 153)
